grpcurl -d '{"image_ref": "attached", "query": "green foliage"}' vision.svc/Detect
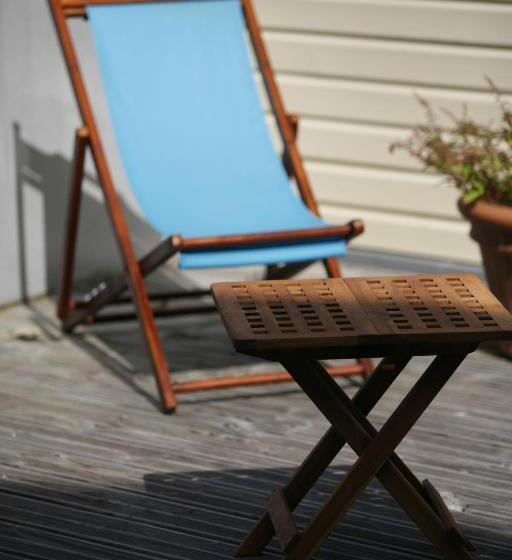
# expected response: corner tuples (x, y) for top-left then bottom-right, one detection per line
(391, 81), (512, 206)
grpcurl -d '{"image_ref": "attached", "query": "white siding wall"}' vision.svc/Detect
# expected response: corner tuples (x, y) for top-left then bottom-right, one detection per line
(254, 0), (512, 263)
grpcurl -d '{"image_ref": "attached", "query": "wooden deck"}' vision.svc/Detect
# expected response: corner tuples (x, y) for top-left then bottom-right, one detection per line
(0, 259), (511, 559)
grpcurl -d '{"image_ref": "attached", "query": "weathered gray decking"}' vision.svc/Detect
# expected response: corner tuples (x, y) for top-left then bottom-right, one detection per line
(0, 258), (511, 559)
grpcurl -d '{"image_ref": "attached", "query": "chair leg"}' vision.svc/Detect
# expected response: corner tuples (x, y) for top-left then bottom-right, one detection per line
(323, 256), (342, 278)
(57, 127), (89, 322)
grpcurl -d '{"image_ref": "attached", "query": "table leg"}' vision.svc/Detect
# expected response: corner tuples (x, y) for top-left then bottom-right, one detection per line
(283, 350), (474, 560)
(236, 353), (411, 557)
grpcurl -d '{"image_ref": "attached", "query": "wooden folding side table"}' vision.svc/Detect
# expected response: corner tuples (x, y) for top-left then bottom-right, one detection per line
(212, 274), (512, 560)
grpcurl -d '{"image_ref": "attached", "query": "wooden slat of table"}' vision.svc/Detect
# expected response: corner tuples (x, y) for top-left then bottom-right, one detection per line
(346, 274), (512, 345)
(212, 279), (370, 352)
(439, 274), (512, 331)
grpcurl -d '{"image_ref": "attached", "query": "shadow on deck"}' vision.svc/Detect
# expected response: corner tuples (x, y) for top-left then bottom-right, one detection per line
(0, 465), (511, 559)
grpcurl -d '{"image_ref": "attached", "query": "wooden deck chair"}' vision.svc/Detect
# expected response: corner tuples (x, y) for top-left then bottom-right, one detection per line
(49, 0), (371, 413)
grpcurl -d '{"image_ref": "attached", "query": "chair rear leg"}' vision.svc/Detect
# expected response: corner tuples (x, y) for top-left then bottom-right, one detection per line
(323, 256), (343, 278)
(57, 127), (89, 322)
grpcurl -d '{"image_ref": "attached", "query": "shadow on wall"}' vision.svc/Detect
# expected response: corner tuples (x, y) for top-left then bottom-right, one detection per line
(13, 122), (269, 404)
(13, 121), (186, 301)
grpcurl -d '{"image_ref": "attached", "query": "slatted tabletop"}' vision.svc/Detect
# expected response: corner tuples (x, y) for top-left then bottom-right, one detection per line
(212, 274), (512, 354)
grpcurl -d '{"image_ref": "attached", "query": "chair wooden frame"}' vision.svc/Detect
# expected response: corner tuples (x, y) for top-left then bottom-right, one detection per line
(49, 0), (371, 413)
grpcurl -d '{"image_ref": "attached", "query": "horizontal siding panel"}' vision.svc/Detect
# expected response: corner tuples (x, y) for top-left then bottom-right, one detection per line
(322, 205), (480, 264)
(255, 0), (512, 48)
(273, 75), (508, 128)
(296, 118), (416, 170)
(307, 161), (460, 220)
(268, 117), (415, 170)
(264, 32), (512, 91)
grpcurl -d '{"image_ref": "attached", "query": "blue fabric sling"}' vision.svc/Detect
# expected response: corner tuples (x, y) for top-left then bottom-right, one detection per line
(87, 0), (347, 269)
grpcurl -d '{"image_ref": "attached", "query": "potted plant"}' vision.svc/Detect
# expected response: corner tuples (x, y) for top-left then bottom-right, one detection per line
(391, 84), (512, 356)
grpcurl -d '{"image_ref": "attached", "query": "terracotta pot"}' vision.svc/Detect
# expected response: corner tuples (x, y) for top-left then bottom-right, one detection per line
(458, 198), (512, 357)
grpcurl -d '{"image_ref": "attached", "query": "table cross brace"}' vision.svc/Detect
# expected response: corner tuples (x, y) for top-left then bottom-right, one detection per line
(237, 348), (477, 560)
(237, 353), (411, 556)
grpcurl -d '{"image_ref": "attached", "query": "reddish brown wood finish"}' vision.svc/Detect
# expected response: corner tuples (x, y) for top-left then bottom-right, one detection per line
(57, 127), (89, 322)
(242, 0), (319, 215)
(49, 0), (176, 412)
(242, 0), (346, 294)
(49, 0), (368, 412)
(63, 7), (87, 17)
(181, 221), (363, 251)
(63, 0), (236, 17)
(62, 0), (177, 6)
(172, 364), (363, 394)
(61, 0), (192, 17)
(323, 255), (343, 279)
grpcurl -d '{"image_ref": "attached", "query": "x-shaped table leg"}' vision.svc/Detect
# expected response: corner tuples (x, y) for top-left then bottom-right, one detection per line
(237, 353), (411, 555)
(237, 347), (476, 560)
